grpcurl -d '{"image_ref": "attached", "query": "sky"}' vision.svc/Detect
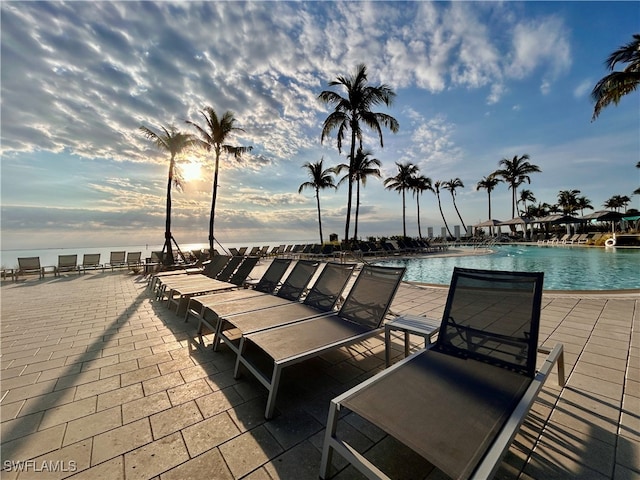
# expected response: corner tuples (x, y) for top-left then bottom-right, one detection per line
(1, 1), (639, 251)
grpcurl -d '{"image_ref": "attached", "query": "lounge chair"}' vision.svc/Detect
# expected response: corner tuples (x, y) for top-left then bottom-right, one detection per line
(16, 257), (55, 279)
(55, 254), (79, 276)
(233, 264), (405, 419)
(126, 251), (142, 267)
(106, 251), (127, 270)
(210, 261), (356, 353)
(185, 258), (294, 323)
(153, 255), (231, 298)
(213, 256), (243, 282)
(227, 256), (260, 286)
(319, 267), (565, 480)
(80, 253), (103, 273)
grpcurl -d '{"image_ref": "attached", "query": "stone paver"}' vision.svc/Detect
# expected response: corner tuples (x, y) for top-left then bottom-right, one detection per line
(1, 265), (638, 479)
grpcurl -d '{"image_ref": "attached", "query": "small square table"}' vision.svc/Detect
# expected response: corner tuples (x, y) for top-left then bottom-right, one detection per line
(384, 314), (440, 366)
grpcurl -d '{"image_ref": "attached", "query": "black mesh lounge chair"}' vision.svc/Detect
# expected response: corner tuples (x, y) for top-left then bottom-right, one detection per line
(233, 264), (406, 419)
(126, 251), (142, 267)
(209, 261), (356, 352)
(214, 256), (243, 282)
(55, 254), (79, 276)
(16, 257), (55, 279)
(80, 253), (103, 273)
(319, 267), (565, 480)
(185, 258), (293, 322)
(227, 256), (260, 286)
(107, 251), (127, 270)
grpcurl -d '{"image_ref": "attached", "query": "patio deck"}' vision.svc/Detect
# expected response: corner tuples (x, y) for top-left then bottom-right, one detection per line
(1, 267), (638, 479)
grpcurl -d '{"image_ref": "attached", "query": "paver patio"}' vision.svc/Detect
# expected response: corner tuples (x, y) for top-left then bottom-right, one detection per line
(1, 264), (638, 479)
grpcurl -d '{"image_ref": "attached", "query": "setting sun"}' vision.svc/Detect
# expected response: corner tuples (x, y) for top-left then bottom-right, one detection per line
(180, 160), (202, 182)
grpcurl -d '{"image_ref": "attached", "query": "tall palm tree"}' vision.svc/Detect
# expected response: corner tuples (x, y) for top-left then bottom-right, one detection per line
(333, 147), (382, 241)
(384, 162), (418, 238)
(409, 175), (433, 239)
(139, 124), (195, 266)
(634, 161), (640, 195)
(298, 158), (337, 245)
(186, 107), (253, 254)
(604, 194), (632, 212)
(576, 196), (594, 216)
(518, 189), (536, 216)
(476, 175), (502, 236)
(433, 180), (454, 239)
(318, 63), (399, 241)
(493, 154), (541, 218)
(442, 178), (467, 234)
(557, 189), (581, 215)
(591, 34), (640, 121)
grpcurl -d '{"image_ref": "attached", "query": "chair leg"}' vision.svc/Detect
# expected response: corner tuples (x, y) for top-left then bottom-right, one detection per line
(265, 364), (282, 419)
(320, 400), (340, 479)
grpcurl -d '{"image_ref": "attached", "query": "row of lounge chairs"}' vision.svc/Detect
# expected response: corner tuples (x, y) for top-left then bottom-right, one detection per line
(537, 232), (605, 245)
(149, 256), (565, 479)
(11, 251), (143, 280)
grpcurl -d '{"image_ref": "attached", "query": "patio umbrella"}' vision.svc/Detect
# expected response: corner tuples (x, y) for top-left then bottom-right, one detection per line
(581, 210), (624, 232)
(473, 219), (502, 236)
(536, 214), (584, 236)
(499, 216), (534, 239)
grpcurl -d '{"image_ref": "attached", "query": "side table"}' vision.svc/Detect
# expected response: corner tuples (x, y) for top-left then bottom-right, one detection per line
(384, 314), (440, 366)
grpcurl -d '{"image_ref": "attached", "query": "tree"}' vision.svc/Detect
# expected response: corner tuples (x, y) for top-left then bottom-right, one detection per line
(298, 158), (337, 244)
(186, 107), (252, 254)
(384, 162), (418, 238)
(139, 124), (195, 266)
(518, 189), (536, 216)
(442, 178), (467, 234)
(493, 154), (541, 218)
(318, 63), (399, 241)
(333, 147), (381, 241)
(557, 189), (581, 215)
(476, 175), (502, 236)
(576, 196), (594, 216)
(635, 161), (640, 195)
(604, 194), (631, 212)
(591, 34), (640, 121)
(409, 174), (433, 239)
(433, 180), (454, 238)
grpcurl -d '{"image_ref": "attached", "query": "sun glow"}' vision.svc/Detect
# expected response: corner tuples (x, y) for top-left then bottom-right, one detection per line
(180, 160), (202, 182)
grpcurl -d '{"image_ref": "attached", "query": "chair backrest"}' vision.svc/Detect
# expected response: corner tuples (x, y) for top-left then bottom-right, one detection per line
(254, 258), (293, 293)
(150, 251), (163, 262)
(203, 255), (230, 278)
(58, 255), (78, 268)
(110, 251), (126, 263)
(216, 256), (244, 281)
(434, 267), (543, 378)
(127, 252), (141, 264)
(338, 265), (406, 330)
(276, 260), (321, 301)
(82, 253), (101, 266)
(303, 262), (356, 312)
(228, 256), (260, 285)
(18, 257), (41, 270)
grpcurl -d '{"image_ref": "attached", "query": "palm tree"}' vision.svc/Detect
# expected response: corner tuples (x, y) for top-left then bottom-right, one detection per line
(442, 178), (467, 234)
(186, 107), (253, 254)
(493, 154), (541, 218)
(576, 196), (594, 216)
(433, 180), (454, 239)
(591, 34), (640, 121)
(409, 175), (433, 239)
(557, 189), (581, 215)
(298, 158), (337, 244)
(139, 124), (195, 266)
(604, 194), (632, 212)
(518, 189), (536, 216)
(318, 63), (399, 241)
(333, 147), (381, 241)
(476, 175), (502, 236)
(634, 161), (640, 195)
(384, 162), (418, 238)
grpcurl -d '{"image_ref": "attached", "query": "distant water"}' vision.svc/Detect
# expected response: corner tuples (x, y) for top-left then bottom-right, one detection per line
(0, 240), (317, 269)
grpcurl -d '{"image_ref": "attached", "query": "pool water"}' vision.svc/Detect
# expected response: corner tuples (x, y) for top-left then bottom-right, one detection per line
(375, 245), (640, 291)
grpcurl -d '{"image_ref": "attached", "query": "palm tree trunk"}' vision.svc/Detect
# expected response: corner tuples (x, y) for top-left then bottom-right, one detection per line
(487, 192), (493, 236)
(316, 189), (324, 244)
(402, 188), (406, 238)
(437, 192), (454, 238)
(344, 126), (357, 242)
(163, 156), (175, 266)
(209, 148), (221, 254)
(354, 180), (361, 241)
(416, 194), (422, 239)
(451, 196), (467, 233)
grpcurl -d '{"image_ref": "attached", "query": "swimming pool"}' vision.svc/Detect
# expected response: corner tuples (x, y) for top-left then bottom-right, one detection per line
(375, 245), (640, 291)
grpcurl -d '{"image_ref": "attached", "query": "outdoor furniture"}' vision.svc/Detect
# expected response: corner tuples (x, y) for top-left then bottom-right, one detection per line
(319, 267), (565, 480)
(233, 264), (406, 419)
(185, 258), (293, 323)
(80, 253), (103, 273)
(106, 251), (127, 270)
(126, 251), (142, 267)
(55, 254), (79, 276)
(16, 257), (55, 279)
(384, 313), (440, 366)
(210, 261), (355, 353)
